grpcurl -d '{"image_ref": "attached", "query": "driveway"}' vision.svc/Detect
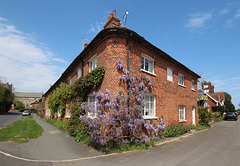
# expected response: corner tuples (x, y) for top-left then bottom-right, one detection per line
(0, 115), (103, 160)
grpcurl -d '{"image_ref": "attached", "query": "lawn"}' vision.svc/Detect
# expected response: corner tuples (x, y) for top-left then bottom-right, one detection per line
(0, 120), (43, 143)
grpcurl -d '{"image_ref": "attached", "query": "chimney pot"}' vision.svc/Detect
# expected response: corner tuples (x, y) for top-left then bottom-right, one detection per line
(110, 13), (113, 18)
(113, 10), (116, 17)
(84, 43), (89, 48)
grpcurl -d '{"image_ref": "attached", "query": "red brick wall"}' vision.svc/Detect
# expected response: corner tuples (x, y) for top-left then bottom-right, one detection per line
(44, 34), (199, 125)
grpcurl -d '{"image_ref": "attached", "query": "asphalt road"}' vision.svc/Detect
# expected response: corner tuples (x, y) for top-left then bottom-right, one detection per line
(0, 112), (22, 129)
(1, 119), (240, 166)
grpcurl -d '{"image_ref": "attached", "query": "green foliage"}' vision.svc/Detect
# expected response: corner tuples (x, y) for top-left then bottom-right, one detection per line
(67, 104), (86, 136)
(224, 92), (235, 112)
(0, 120), (43, 143)
(14, 101), (25, 111)
(0, 84), (14, 112)
(30, 108), (37, 113)
(69, 67), (105, 101)
(47, 67), (105, 119)
(46, 119), (68, 131)
(161, 121), (193, 137)
(37, 98), (45, 109)
(212, 106), (224, 113)
(36, 113), (43, 118)
(198, 107), (211, 126)
(106, 141), (154, 153)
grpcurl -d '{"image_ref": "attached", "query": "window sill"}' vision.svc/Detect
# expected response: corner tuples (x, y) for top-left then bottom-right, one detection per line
(141, 69), (156, 77)
(143, 116), (158, 120)
(179, 120), (187, 123)
(191, 89), (196, 92)
(178, 84), (186, 88)
(65, 116), (71, 118)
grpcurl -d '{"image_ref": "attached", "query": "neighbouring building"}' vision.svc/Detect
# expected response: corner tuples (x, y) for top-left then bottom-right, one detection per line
(198, 81), (225, 112)
(43, 10), (201, 125)
(14, 92), (43, 108)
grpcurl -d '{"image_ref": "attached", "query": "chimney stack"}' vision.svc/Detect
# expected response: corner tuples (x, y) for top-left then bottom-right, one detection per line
(103, 10), (120, 29)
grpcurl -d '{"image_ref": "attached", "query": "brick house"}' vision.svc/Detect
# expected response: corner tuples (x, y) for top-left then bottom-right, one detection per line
(198, 81), (225, 112)
(43, 10), (200, 125)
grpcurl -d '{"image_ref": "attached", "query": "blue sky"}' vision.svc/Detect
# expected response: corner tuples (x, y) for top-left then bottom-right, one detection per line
(0, 0), (239, 109)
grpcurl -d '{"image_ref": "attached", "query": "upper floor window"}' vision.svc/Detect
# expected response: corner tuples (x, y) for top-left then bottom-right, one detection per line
(191, 80), (195, 90)
(89, 55), (97, 72)
(88, 95), (97, 118)
(77, 68), (81, 79)
(67, 78), (71, 86)
(143, 94), (156, 118)
(179, 105), (185, 121)
(178, 74), (184, 86)
(167, 68), (173, 82)
(141, 54), (154, 74)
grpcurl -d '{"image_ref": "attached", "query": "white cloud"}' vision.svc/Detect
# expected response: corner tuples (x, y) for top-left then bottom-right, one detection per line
(219, 8), (231, 16)
(186, 12), (212, 29)
(89, 21), (104, 34)
(234, 9), (240, 18)
(0, 18), (66, 93)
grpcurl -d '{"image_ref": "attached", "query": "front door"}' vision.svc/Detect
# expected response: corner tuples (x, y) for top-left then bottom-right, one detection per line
(192, 107), (196, 125)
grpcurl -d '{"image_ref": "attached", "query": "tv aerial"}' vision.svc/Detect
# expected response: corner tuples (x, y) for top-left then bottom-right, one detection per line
(120, 7), (134, 26)
(121, 10), (129, 26)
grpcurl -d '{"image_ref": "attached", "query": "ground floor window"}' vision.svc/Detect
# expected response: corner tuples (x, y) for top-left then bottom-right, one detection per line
(88, 95), (97, 118)
(179, 105), (185, 121)
(143, 94), (155, 118)
(66, 104), (71, 118)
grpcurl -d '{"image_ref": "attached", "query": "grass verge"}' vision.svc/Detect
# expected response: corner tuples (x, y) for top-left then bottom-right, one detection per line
(0, 120), (43, 143)
(22, 115), (33, 119)
(46, 119), (68, 131)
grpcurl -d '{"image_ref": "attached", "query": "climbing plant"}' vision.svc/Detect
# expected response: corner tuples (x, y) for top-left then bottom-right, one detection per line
(47, 67), (105, 121)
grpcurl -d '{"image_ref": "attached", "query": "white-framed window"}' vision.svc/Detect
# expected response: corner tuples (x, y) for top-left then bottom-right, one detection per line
(179, 105), (185, 121)
(191, 80), (195, 90)
(167, 68), (173, 82)
(88, 95), (97, 118)
(77, 68), (81, 79)
(89, 54), (97, 72)
(141, 54), (154, 74)
(46, 109), (51, 117)
(57, 106), (61, 118)
(143, 94), (156, 118)
(178, 74), (184, 86)
(67, 78), (71, 86)
(66, 104), (71, 118)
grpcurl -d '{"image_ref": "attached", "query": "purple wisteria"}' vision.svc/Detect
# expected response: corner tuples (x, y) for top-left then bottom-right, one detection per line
(79, 59), (165, 146)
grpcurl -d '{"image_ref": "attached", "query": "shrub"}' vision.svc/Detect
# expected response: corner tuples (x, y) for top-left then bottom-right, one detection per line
(161, 121), (193, 137)
(212, 106), (224, 113)
(198, 107), (211, 126)
(67, 104), (86, 136)
(36, 113), (43, 118)
(30, 108), (37, 113)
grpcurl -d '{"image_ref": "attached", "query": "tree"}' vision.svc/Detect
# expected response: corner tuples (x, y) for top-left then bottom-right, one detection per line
(14, 101), (25, 111)
(224, 92), (235, 112)
(0, 84), (14, 112)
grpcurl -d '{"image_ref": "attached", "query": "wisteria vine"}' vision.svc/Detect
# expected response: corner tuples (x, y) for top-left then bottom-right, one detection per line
(80, 59), (165, 146)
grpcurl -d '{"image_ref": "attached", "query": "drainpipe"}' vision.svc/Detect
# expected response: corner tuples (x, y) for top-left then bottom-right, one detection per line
(127, 32), (132, 113)
(81, 59), (85, 76)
